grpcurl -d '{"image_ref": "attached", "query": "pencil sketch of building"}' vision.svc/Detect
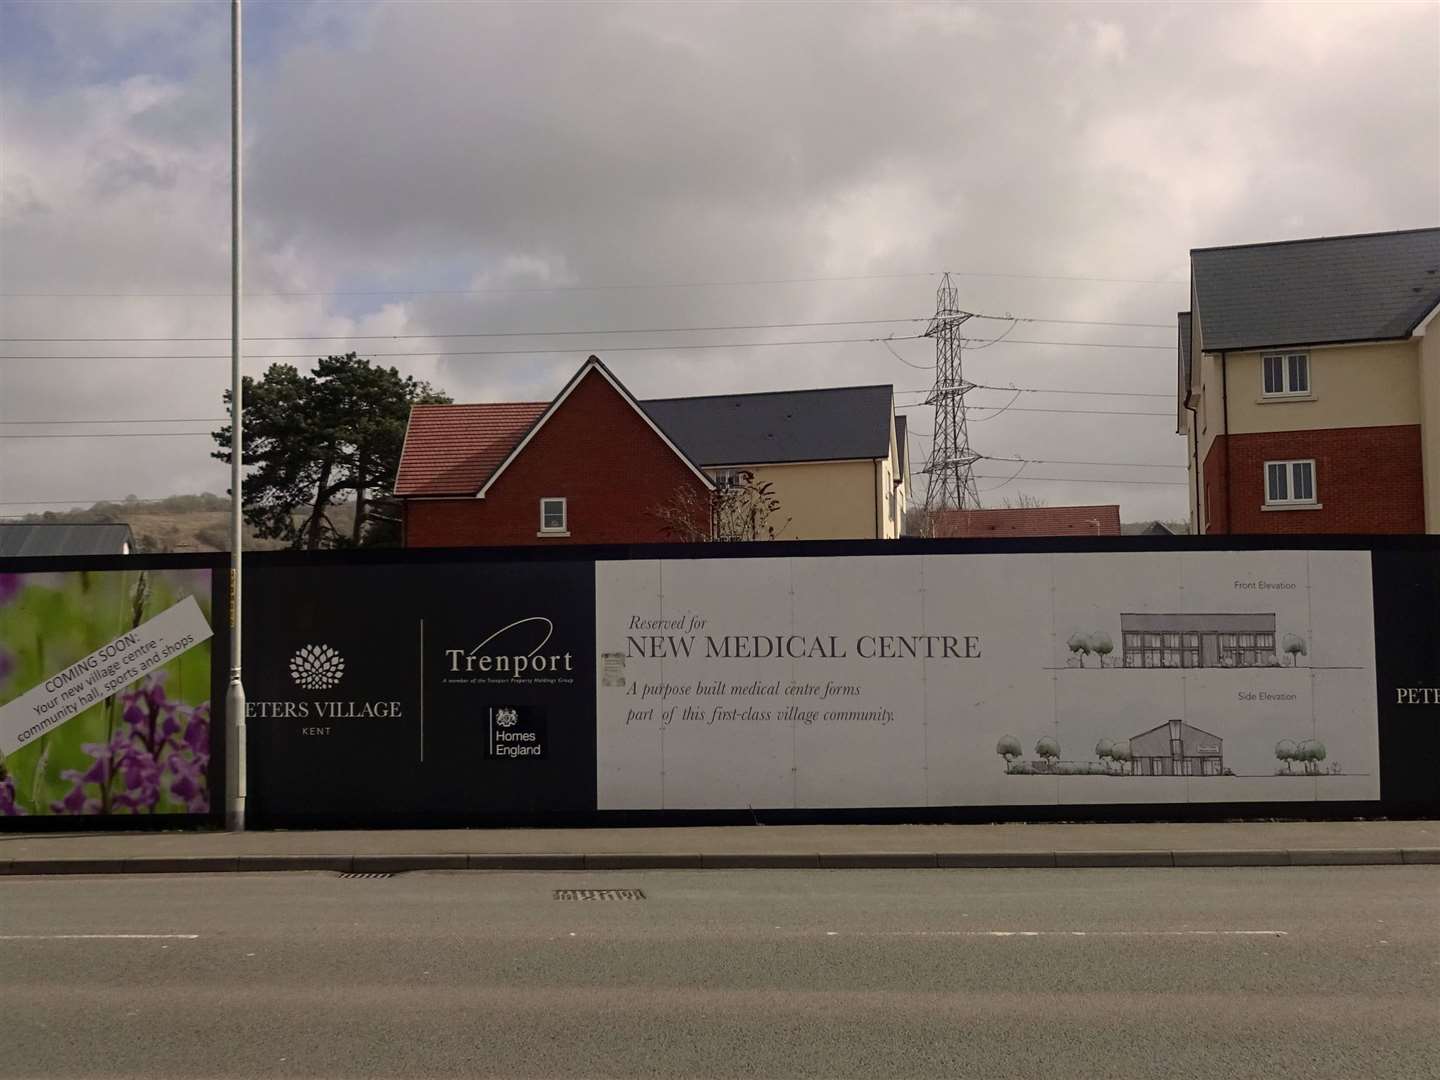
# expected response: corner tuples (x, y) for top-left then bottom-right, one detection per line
(1128, 719), (1224, 776)
(1119, 613), (1277, 668)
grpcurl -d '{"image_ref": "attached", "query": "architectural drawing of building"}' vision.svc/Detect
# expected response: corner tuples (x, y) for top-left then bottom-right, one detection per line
(1120, 612), (1277, 668)
(1128, 719), (1224, 776)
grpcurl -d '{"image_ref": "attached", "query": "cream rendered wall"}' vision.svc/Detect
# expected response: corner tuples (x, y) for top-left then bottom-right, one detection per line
(722, 459), (881, 540)
(1225, 341), (1421, 434)
(1419, 324), (1440, 532)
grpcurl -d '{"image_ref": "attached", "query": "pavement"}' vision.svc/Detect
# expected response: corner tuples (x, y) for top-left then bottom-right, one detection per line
(3, 865), (1437, 1078)
(1, 818), (1436, 874)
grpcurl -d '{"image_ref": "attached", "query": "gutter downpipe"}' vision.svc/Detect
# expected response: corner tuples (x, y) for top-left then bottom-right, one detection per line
(1186, 401), (1201, 532)
(874, 459), (882, 539)
(1221, 351), (1231, 535)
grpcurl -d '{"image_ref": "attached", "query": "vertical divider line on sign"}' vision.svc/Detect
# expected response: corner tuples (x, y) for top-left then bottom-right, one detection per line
(419, 618), (425, 763)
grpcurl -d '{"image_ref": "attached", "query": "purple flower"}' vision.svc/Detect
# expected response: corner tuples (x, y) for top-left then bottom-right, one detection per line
(51, 783), (99, 815)
(0, 774), (25, 816)
(0, 574), (20, 606)
(184, 703), (211, 759)
(113, 744), (161, 810)
(167, 754), (209, 812)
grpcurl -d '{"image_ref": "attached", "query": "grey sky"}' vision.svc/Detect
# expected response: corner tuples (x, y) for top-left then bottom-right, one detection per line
(2, 0), (1437, 521)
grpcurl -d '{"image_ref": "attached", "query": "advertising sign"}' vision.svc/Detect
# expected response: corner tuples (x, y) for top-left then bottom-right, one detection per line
(244, 560), (594, 826)
(200, 542), (1437, 826)
(594, 550), (1382, 810)
(0, 569), (215, 818)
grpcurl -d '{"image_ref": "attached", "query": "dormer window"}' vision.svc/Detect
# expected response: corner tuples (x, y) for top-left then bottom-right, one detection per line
(1262, 353), (1309, 397)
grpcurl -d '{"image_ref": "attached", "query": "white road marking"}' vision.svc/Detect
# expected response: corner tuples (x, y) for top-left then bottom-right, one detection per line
(859, 930), (1289, 938)
(0, 933), (200, 941)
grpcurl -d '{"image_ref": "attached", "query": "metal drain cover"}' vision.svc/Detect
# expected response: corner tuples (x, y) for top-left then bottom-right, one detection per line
(553, 888), (646, 901)
(339, 872), (394, 880)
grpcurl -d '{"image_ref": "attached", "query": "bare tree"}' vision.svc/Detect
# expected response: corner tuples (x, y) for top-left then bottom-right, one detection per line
(654, 471), (790, 542)
(997, 492), (1048, 509)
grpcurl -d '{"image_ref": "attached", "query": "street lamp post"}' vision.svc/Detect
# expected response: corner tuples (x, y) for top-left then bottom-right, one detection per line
(225, 0), (247, 832)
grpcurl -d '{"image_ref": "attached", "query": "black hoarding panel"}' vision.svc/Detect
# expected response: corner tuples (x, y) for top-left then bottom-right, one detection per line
(1372, 551), (1440, 807)
(245, 560), (595, 827)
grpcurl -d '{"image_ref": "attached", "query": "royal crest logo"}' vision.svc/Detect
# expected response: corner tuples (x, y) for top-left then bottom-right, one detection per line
(495, 707), (519, 728)
(289, 644), (346, 691)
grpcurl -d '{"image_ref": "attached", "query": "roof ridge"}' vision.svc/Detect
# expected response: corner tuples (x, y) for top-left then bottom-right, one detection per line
(641, 383), (894, 404)
(411, 400), (549, 410)
(1191, 226), (1440, 255)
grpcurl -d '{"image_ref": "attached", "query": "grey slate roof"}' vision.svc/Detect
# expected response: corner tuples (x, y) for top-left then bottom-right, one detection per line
(1191, 228), (1440, 351)
(642, 385), (895, 467)
(0, 523), (134, 557)
(1177, 312), (1192, 385)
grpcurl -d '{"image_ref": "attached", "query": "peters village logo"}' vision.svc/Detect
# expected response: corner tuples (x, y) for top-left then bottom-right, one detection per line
(289, 644), (346, 691)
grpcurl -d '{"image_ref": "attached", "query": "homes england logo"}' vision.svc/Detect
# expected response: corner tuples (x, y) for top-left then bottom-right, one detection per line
(289, 644), (346, 691)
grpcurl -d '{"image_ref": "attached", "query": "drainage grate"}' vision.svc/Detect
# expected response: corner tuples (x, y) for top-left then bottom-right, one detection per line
(554, 888), (646, 901)
(339, 872), (395, 880)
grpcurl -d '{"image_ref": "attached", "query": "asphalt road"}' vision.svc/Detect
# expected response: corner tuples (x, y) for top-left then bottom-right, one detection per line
(2, 867), (1436, 1079)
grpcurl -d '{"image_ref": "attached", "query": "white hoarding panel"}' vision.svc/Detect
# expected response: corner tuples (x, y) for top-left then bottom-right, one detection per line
(594, 550), (1379, 810)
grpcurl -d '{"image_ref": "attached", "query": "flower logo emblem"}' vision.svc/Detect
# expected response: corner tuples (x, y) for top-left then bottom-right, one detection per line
(289, 644), (345, 691)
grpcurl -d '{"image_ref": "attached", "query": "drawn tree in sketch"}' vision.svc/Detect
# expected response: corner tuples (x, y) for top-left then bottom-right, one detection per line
(1110, 742), (1132, 775)
(1275, 739), (1298, 774)
(1089, 632), (1114, 667)
(1095, 738), (1115, 772)
(1066, 632), (1092, 667)
(1297, 738), (1327, 775)
(1035, 736), (1060, 768)
(996, 734), (1023, 772)
(1281, 634), (1308, 667)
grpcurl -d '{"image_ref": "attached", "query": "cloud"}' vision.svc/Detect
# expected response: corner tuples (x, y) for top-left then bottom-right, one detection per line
(1, 0), (1436, 524)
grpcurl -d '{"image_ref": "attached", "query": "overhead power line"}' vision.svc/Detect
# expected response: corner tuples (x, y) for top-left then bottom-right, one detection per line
(0, 313), (1173, 344)
(0, 431), (213, 439)
(0, 316), (932, 344)
(971, 473), (1186, 487)
(0, 333), (929, 361)
(900, 404), (1169, 418)
(0, 417), (227, 425)
(967, 382), (1171, 399)
(0, 267), (1188, 300)
(1, 335), (1174, 361)
(980, 454), (1186, 471)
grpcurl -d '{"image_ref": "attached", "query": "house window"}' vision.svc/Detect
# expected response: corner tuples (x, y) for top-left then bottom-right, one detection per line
(1265, 460), (1317, 506)
(1262, 353), (1309, 396)
(711, 468), (744, 487)
(539, 497), (568, 535)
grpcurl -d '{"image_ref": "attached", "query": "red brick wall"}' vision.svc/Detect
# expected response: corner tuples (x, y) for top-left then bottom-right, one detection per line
(404, 369), (709, 547)
(1201, 425), (1423, 534)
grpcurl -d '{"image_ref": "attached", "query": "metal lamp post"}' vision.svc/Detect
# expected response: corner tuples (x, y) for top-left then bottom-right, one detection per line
(225, 0), (247, 831)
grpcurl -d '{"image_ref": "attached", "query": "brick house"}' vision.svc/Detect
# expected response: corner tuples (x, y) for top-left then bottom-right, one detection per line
(1178, 227), (1440, 534)
(929, 504), (1121, 538)
(395, 357), (713, 547)
(393, 355), (910, 547)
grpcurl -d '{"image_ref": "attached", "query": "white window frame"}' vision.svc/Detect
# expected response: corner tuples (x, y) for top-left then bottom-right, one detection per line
(1263, 459), (1319, 508)
(1261, 352), (1311, 398)
(710, 468), (744, 488)
(538, 497), (569, 536)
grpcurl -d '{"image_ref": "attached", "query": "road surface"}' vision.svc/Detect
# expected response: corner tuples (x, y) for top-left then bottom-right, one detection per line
(2, 867), (1436, 1078)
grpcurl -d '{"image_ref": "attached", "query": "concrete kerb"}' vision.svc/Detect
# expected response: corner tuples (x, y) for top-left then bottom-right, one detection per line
(1, 848), (1437, 876)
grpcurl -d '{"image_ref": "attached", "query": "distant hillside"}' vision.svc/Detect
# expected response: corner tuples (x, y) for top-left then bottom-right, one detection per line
(6, 494), (357, 553)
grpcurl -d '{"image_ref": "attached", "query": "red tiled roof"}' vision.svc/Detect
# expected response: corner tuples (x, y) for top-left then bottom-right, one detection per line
(393, 402), (548, 496)
(931, 505), (1122, 538)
